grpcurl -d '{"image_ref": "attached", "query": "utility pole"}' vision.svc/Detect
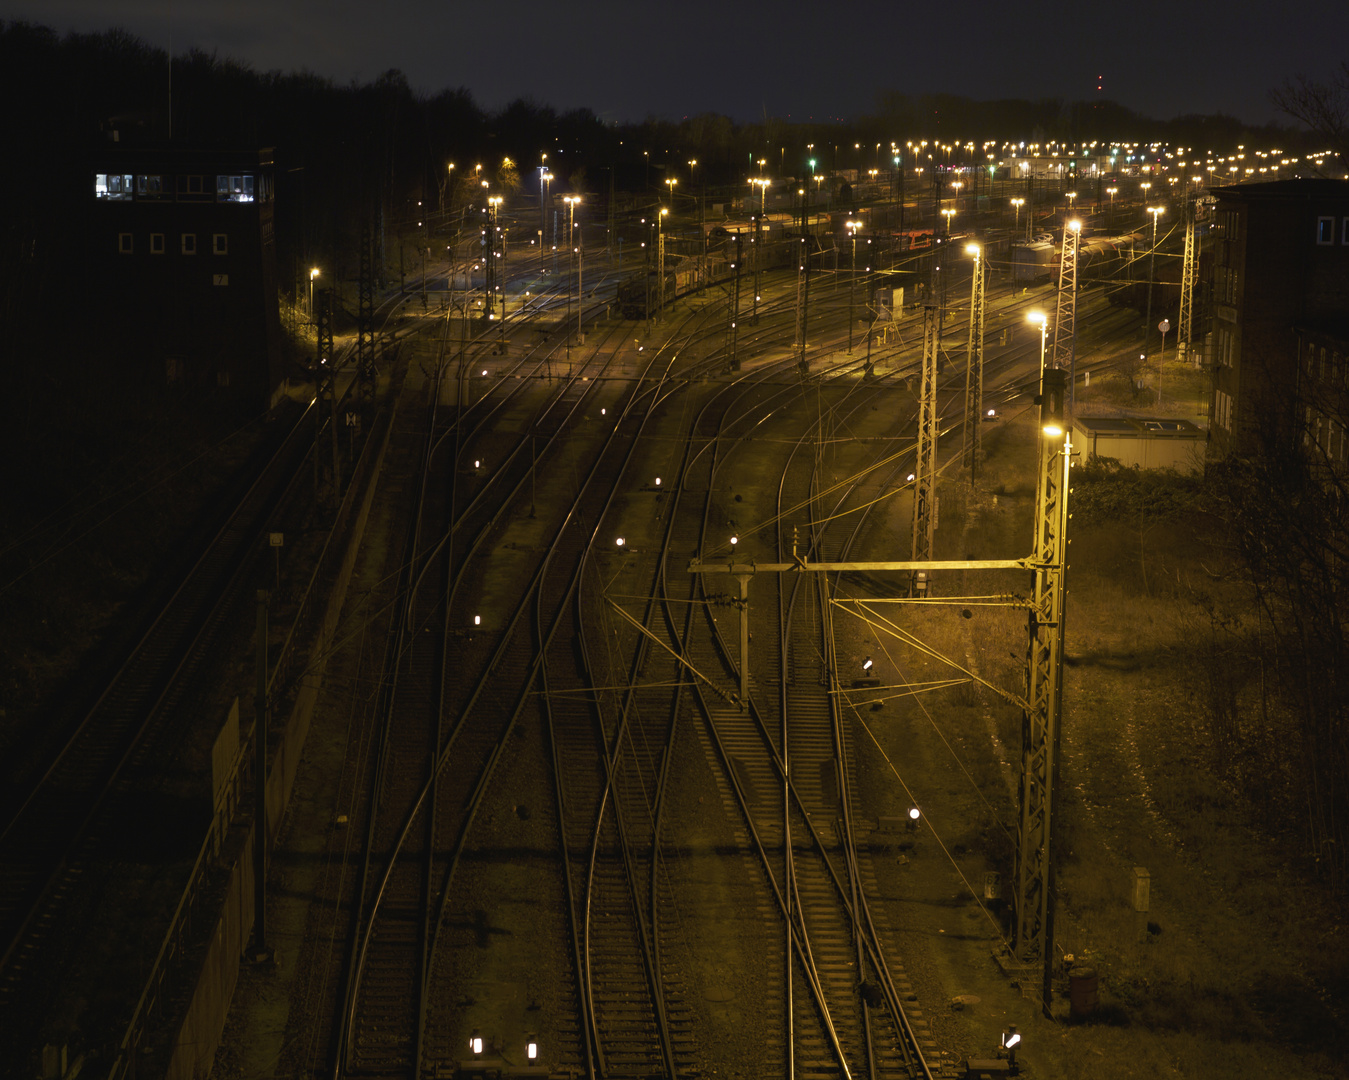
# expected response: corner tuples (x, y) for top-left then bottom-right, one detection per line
(963, 243), (986, 482)
(911, 305), (940, 588)
(1016, 366), (1071, 1019)
(1052, 220), (1080, 415)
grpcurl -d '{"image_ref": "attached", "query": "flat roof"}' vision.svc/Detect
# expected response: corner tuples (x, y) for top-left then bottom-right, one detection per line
(1073, 415), (1201, 438)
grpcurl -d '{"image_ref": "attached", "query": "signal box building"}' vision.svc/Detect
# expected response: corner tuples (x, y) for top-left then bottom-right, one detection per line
(90, 148), (284, 405)
(1207, 179), (1349, 461)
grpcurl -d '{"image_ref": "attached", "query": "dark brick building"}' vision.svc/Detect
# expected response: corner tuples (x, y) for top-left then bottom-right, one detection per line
(90, 147), (284, 405)
(1207, 179), (1349, 461)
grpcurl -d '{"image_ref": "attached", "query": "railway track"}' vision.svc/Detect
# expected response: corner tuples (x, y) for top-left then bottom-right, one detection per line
(0, 395), (323, 1053)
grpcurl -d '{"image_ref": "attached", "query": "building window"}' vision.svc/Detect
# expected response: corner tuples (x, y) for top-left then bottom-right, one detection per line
(213, 233), (228, 255)
(1317, 216), (1335, 245)
(118, 232), (133, 254)
(182, 233), (197, 255)
(1215, 390), (1233, 431)
(216, 174), (255, 203)
(150, 232), (165, 254)
(1216, 326), (1235, 367)
(177, 174), (206, 196)
(96, 173), (134, 200)
(137, 174), (164, 197)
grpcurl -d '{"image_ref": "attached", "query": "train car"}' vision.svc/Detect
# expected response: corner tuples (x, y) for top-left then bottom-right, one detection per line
(1012, 241), (1057, 283)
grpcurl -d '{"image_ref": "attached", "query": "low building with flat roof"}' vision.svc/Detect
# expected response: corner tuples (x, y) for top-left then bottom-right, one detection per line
(1072, 415), (1204, 474)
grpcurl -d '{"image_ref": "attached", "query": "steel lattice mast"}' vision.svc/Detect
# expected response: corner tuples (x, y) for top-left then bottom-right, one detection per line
(1051, 220), (1080, 414)
(1178, 199), (1197, 363)
(1015, 366), (1071, 1017)
(911, 305), (940, 587)
(963, 244), (986, 482)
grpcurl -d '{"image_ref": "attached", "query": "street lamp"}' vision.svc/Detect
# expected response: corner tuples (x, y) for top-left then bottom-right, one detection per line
(1029, 310), (1048, 375)
(1010, 197), (1024, 235)
(308, 266), (320, 320)
(657, 206), (669, 315)
(845, 218), (861, 354)
(1143, 205), (1164, 363)
(539, 167), (553, 247)
(564, 195), (581, 361)
(487, 195), (503, 318)
(941, 207), (956, 235)
(750, 179), (770, 324)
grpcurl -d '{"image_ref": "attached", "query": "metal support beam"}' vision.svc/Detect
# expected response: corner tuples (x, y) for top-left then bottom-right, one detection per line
(963, 247), (986, 482)
(1051, 222), (1079, 415)
(912, 305), (939, 583)
(1015, 368), (1072, 1017)
(1178, 202), (1196, 361)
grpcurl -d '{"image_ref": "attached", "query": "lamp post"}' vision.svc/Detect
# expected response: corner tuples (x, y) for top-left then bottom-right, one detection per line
(539, 166), (553, 248)
(657, 206), (668, 315)
(846, 218), (861, 354)
(564, 195), (580, 361)
(488, 195), (503, 319)
(1143, 205), (1164, 360)
(751, 179), (770, 325)
(1011, 197), (1024, 236)
(308, 267), (320, 321)
(941, 207), (956, 236)
(1030, 310), (1048, 374)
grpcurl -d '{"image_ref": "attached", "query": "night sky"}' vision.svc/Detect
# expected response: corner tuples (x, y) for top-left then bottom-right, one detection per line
(4, 0), (1344, 127)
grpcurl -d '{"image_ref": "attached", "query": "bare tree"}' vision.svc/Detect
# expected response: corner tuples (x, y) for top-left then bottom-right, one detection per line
(1271, 63), (1349, 166)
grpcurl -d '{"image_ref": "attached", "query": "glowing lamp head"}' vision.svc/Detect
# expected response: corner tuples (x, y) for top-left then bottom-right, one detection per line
(470, 1032), (483, 1056)
(527, 1038), (538, 1061)
(909, 806), (921, 820)
(965, 243), (980, 256)
(1068, 219), (1082, 232)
